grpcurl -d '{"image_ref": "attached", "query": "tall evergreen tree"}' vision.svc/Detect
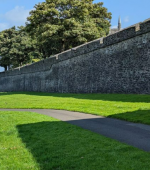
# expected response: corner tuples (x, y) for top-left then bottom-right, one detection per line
(0, 27), (16, 71)
(0, 26), (40, 70)
(9, 26), (35, 67)
(26, 0), (111, 57)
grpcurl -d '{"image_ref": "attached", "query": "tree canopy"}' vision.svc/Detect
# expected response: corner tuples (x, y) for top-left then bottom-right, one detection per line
(0, 26), (40, 71)
(0, 0), (111, 71)
(26, 0), (112, 57)
(0, 27), (15, 71)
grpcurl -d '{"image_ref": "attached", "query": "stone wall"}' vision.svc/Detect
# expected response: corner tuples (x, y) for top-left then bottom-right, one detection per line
(0, 19), (150, 93)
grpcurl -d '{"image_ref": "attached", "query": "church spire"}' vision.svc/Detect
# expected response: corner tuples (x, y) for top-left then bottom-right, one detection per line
(118, 16), (121, 31)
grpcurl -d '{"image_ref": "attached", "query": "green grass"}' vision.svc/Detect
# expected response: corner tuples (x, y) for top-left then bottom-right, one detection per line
(0, 111), (150, 170)
(0, 92), (150, 125)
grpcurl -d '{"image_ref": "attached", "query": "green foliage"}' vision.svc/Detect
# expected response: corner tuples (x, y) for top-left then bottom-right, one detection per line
(26, 0), (111, 57)
(0, 0), (112, 69)
(0, 27), (16, 71)
(9, 26), (35, 67)
(1, 92), (150, 125)
(0, 26), (41, 70)
(32, 58), (41, 63)
(1, 111), (150, 170)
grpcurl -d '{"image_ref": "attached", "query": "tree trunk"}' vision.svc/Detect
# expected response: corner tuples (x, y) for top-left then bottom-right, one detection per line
(41, 48), (46, 59)
(4, 65), (7, 71)
(61, 40), (65, 52)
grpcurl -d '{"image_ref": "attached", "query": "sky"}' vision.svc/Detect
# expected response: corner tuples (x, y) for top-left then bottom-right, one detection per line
(0, 0), (150, 72)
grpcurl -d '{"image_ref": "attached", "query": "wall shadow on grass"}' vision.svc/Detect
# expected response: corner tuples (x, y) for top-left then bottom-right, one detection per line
(109, 109), (150, 125)
(1, 91), (150, 103)
(16, 119), (148, 170)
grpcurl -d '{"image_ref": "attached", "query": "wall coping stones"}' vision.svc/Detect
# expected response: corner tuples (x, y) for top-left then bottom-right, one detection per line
(0, 18), (150, 78)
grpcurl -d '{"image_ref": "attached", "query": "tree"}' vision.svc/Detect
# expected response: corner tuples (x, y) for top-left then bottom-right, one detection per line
(0, 26), (16, 71)
(0, 26), (40, 70)
(9, 26), (36, 67)
(26, 0), (111, 57)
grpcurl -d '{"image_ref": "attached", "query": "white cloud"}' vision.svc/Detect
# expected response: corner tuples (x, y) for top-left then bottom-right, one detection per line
(0, 6), (31, 31)
(5, 6), (30, 25)
(124, 16), (129, 23)
(0, 23), (9, 31)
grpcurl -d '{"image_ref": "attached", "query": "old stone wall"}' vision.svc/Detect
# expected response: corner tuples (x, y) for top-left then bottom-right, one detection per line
(0, 19), (150, 93)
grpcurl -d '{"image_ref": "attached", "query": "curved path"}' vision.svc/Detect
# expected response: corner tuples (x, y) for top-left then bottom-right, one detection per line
(1, 109), (150, 152)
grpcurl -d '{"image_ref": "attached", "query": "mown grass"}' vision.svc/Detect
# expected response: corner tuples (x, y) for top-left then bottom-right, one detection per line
(0, 111), (150, 170)
(0, 92), (150, 124)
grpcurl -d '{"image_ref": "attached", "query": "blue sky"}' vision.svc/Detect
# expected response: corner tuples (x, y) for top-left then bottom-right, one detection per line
(0, 0), (150, 72)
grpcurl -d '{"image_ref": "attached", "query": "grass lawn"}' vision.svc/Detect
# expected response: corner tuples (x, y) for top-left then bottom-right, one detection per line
(0, 111), (150, 170)
(0, 92), (150, 125)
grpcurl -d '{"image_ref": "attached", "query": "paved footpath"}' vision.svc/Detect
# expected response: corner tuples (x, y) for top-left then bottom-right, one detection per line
(1, 109), (150, 152)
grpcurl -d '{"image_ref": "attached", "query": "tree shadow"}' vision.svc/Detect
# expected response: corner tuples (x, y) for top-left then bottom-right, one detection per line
(1, 91), (150, 103)
(109, 109), (150, 125)
(18, 120), (114, 170)
(17, 121), (99, 170)
(16, 118), (150, 169)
